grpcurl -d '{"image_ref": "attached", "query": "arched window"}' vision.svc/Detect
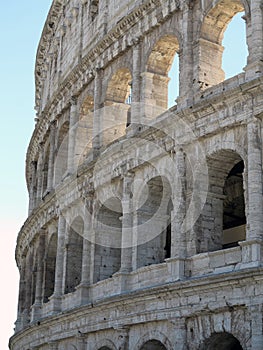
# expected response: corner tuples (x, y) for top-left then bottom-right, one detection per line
(102, 68), (132, 144)
(140, 340), (167, 350)
(223, 160), (246, 248)
(94, 198), (122, 282)
(65, 217), (84, 294)
(199, 332), (243, 350)
(136, 176), (173, 268)
(197, 0), (247, 89)
(143, 35), (180, 118)
(199, 150), (246, 253)
(222, 12), (248, 79)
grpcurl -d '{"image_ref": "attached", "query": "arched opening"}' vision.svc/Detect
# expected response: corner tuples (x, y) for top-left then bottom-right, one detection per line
(144, 35), (179, 117)
(222, 12), (248, 79)
(43, 233), (57, 303)
(65, 217), (84, 294)
(140, 339), (167, 350)
(54, 121), (69, 184)
(198, 0), (247, 90)
(199, 332), (243, 350)
(223, 160), (246, 248)
(199, 150), (246, 253)
(168, 54), (179, 108)
(103, 68), (132, 144)
(94, 198), (122, 283)
(136, 176), (173, 268)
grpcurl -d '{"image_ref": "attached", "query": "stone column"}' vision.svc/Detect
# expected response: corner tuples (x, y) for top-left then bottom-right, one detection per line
(78, 202), (93, 303)
(240, 118), (263, 267)
(36, 143), (44, 204)
(141, 72), (169, 121)
(76, 334), (87, 350)
(47, 121), (57, 192)
(167, 148), (186, 280)
(245, 0), (263, 78)
(249, 304), (263, 350)
(28, 161), (37, 214)
(120, 173), (134, 276)
(22, 250), (34, 327)
(31, 231), (45, 322)
(115, 328), (129, 350)
(67, 97), (78, 174)
(93, 69), (103, 155)
(15, 258), (26, 332)
(179, 1), (194, 106)
(129, 38), (141, 132)
(51, 214), (66, 312)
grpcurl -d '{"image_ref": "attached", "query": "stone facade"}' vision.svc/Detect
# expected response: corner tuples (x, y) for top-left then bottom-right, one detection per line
(9, 0), (263, 349)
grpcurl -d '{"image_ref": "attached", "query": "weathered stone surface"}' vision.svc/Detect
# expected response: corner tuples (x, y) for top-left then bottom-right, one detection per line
(9, 0), (263, 349)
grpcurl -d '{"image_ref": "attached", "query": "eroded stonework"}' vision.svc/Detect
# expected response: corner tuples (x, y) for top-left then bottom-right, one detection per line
(9, 0), (263, 349)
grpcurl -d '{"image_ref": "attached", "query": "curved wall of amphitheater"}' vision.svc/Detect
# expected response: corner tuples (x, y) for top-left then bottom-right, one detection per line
(9, 0), (263, 349)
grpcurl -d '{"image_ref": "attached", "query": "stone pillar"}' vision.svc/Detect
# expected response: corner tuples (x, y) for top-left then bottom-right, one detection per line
(50, 214), (66, 312)
(115, 328), (129, 350)
(240, 118), (263, 267)
(47, 121), (57, 192)
(15, 258), (26, 332)
(76, 334), (87, 350)
(172, 319), (187, 350)
(31, 232), (45, 322)
(141, 72), (169, 121)
(28, 161), (37, 214)
(249, 304), (263, 350)
(167, 148), (186, 280)
(22, 250), (34, 327)
(36, 143), (44, 204)
(78, 211), (92, 304)
(179, 1), (194, 106)
(67, 97), (78, 174)
(245, 0), (263, 78)
(247, 119), (263, 239)
(120, 173), (134, 274)
(93, 69), (103, 155)
(129, 38), (141, 131)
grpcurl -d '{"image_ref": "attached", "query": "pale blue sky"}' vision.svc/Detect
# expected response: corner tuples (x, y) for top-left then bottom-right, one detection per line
(0, 2), (52, 349)
(0, 3), (247, 349)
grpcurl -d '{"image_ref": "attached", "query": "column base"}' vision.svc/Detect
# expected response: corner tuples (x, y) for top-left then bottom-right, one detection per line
(237, 239), (263, 269)
(166, 257), (185, 281)
(113, 270), (131, 292)
(48, 293), (62, 314)
(76, 283), (90, 305)
(30, 301), (42, 322)
(244, 61), (263, 81)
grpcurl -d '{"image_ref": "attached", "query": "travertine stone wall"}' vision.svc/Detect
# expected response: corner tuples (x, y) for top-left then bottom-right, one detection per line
(9, 0), (263, 349)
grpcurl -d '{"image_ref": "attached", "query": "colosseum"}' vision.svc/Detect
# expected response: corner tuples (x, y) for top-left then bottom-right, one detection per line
(9, 0), (263, 349)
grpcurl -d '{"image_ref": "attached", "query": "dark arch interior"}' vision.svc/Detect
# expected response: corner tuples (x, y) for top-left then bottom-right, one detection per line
(140, 339), (167, 350)
(223, 160), (246, 248)
(199, 332), (243, 350)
